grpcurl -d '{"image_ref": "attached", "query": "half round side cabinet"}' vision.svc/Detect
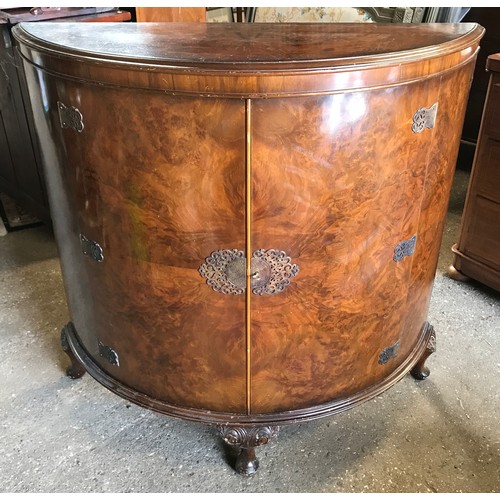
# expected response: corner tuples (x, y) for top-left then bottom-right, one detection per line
(13, 22), (484, 475)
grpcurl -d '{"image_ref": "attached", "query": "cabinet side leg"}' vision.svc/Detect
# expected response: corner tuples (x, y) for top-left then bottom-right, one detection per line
(447, 264), (470, 283)
(217, 425), (280, 476)
(410, 323), (436, 380)
(61, 323), (86, 379)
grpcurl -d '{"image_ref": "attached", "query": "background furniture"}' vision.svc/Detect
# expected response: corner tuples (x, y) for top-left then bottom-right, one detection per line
(1, 14), (48, 224)
(15, 21), (483, 475)
(250, 7), (468, 24)
(0, 6), (483, 226)
(0, 7), (130, 228)
(457, 8), (500, 170)
(450, 54), (500, 292)
(135, 7), (205, 23)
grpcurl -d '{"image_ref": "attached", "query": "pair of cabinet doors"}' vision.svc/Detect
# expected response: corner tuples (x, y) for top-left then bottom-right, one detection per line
(33, 65), (468, 415)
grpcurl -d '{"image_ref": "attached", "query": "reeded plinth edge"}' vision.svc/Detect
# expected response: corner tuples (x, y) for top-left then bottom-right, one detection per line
(60, 323), (86, 379)
(61, 320), (435, 426)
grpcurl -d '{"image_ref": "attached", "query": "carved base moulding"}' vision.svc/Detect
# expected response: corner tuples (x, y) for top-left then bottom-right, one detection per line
(61, 320), (436, 474)
(15, 22), (483, 475)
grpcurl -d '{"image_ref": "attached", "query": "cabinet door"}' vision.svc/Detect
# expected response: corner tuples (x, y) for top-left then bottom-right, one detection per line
(250, 82), (442, 414)
(27, 67), (248, 412)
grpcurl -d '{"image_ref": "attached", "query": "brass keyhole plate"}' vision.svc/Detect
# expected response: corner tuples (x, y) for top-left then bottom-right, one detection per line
(199, 249), (299, 295)
(225, 257), (272, 290)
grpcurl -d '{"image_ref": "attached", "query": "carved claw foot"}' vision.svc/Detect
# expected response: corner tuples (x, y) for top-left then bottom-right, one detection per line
(411, 323), (436, 380)
(217, 425), (280, 476)
(60, 323), (86, 379)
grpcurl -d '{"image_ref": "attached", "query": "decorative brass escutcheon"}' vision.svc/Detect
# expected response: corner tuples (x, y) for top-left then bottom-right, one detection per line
(98, 341), (119, 366)
(80, 234), (104, 262)
(199, 249), (299, 295)
(378, 339), (401, 365)
(393, 235), (417, 262)
(225, 256), (272, 291)
(411, 102), (438, 133)
(57, 101), (84, 132)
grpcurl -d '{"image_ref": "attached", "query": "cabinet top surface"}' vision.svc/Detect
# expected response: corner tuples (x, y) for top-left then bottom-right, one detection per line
(15, 22), (483, 70)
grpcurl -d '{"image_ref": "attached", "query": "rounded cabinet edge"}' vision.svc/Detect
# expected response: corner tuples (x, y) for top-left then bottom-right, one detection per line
(12, 23), (485, 98)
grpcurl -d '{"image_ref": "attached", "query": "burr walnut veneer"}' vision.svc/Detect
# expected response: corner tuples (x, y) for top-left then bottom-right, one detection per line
(14, 22), (484, 475)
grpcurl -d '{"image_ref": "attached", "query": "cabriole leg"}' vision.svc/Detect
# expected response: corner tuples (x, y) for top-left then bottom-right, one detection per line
(60, 323), (86, 379)
(411, 323), (436, 380)
(217, 425), (280, 476)
(235, 446), (259, 476)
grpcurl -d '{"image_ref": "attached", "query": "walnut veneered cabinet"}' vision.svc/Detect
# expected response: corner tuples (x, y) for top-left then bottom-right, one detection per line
(13, 22), (484, 475)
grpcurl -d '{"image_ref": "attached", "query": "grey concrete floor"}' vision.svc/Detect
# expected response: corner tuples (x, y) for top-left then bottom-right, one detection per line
(1, 169), (499, 493)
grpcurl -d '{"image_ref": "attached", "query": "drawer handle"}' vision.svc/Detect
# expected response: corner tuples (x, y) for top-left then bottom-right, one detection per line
(199, 249), (299, 295)
(412, 102), (438, 133)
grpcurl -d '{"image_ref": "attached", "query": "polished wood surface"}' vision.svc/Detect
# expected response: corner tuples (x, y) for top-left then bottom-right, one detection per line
(135, 7), (205, 22)
(250, 58), (475, 412)
(14, 22), (479, 65)
(22, 65), (247, 412)
(451, 53), (500, 291)
(14, 23), (482, 97)
(250, 84), (432, 412)
(14, 24), (482, 423)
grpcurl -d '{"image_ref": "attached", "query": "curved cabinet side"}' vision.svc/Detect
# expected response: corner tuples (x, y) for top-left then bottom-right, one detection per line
(22, 66), (248, 413)
(402, 62), (477, 339)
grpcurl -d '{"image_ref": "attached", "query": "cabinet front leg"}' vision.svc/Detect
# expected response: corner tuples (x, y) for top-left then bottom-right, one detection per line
(60, 323), (86, 379)
(411, 323), (436, 380)
(217, 425), (280, 476)
(235, 446), (259, 476)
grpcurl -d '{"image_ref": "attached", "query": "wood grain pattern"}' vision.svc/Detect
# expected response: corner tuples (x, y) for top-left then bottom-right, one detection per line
(249, 77), (445, 412)
(403, 62), (477, 334)
(16, 23), (482, 423)
(13, 23), (483, 97)
(25, 70), (247, 412)
(61, 317), (435, 425)
(135, 7), (206, 22)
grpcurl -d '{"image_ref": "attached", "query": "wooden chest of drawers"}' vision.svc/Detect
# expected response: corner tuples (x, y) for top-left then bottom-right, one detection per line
(13, 22), (483, 475)
(451, 54), (500, 291)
